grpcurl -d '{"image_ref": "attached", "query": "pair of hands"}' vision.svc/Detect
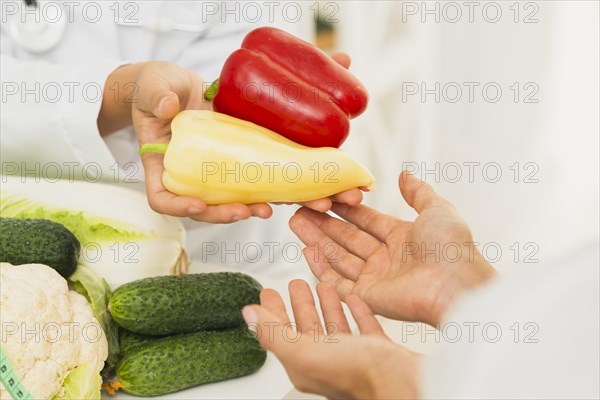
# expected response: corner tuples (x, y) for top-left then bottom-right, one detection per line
(98, 54), (362, 224)
(99, 54), (496, 397)
(244, 171), (496, 398)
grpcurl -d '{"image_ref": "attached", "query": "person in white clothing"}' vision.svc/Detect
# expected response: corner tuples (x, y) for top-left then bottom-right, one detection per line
(242, 171), (599, 399)
(1, 1), (362, 280)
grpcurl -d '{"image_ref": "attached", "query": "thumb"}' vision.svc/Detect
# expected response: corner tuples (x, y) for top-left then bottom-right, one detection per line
(399, 170), (451, 214)
(135, 71), (181, 119)
(150, 91), (180, 120)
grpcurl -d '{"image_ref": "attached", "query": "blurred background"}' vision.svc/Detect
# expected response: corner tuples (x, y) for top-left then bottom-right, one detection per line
(291, 3), (600, 395)
(306, 1), (599, 274)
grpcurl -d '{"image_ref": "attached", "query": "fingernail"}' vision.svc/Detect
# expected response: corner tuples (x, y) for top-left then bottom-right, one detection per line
(188, 206), (203, 215)
(288, 214), (303, 229)
(242, 306), (258, 333)
(154, 96), (169, 115)
(232, 214), (241, 222)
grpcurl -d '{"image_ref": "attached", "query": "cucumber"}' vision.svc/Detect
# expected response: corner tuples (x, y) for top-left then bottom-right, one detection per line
(109, 272), (262, 335)
(0, 217), (80, 277)
(119, 329), (157, 355)
(116, 328), (267, 396)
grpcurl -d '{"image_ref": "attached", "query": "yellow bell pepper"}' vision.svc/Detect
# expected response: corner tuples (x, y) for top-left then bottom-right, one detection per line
(139, 110), (375, 204)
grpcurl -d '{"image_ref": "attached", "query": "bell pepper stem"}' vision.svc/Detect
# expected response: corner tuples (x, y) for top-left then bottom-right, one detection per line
(204, 79), (220, 101)
(139, 143), (169, 156)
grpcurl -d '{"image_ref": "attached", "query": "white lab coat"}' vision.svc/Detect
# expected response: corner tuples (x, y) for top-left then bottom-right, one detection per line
(1, 1), (315, 282)
(421, 242), (600, 399)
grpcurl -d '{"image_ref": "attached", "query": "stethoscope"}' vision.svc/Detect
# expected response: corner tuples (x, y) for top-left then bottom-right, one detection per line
(10, 0), (220, 54)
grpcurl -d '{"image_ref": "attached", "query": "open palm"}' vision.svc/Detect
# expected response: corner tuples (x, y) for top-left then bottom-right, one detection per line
(243, 280), (419, 399)
(289, 171), (496, 326)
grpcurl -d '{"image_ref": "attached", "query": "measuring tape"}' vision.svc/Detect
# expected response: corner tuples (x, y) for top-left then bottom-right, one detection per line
(0, 347), (34, 400)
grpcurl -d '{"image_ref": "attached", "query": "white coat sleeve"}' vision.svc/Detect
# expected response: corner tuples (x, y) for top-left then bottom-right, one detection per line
(1, 56), (124, 181)
(420, 243), (600, 399)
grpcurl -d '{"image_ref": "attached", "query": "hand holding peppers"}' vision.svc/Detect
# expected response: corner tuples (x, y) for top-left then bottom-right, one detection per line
(104, 60), (364, 222)
(116, 28), (371, 221)
(109, 61), (271, 223)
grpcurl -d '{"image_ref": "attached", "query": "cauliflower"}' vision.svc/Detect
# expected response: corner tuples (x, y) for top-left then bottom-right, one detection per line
(0, 263), (108, 399)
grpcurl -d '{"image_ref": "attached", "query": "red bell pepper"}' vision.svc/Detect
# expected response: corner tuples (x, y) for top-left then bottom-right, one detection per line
(204, 27), (368, 148)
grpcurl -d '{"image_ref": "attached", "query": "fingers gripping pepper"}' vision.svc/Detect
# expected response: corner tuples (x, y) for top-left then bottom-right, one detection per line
(205, 27), (369, 148)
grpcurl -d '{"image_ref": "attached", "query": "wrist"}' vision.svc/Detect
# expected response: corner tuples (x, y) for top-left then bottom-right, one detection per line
(429, 252), (496, 326)
(461, 251), (497, 290)
(363, 342), (421, 399)
(349, 355), (379, 399)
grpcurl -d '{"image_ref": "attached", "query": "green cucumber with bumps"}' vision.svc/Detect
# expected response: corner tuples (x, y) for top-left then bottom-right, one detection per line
(0, 217), (80, 277)
(114, 328), (267, 396)
(108, 272), (262, 335)
(119, 329), (158, 355)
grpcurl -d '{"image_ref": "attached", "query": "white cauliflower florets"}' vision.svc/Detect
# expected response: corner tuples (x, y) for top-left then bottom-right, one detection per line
(0, 263), (108, 399)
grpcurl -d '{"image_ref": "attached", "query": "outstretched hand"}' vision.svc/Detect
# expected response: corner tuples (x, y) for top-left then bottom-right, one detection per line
(243, 280), (419, 399)
(289, 171), (497, 326)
